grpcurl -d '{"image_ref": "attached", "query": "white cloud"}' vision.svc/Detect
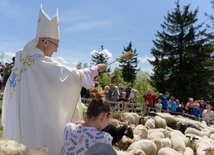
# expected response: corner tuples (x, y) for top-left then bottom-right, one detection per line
(90, 49), (113, 59)
(64, 21), (110, 33)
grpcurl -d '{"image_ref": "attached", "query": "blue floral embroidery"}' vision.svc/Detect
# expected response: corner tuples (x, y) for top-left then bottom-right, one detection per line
(9, 54), (43, 97)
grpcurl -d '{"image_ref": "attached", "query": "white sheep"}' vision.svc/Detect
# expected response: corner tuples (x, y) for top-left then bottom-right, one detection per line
(133, 127), (148, 141)
(185, 133), (214, 154)
(152, 137), (172, 152)
(144, 118), (156, 129)
(148, 128), (170, 138)
(196, 141), (214, 155)
(122, 112), (140, 125)
(127, 139), (157, 155)
(183, 147), (194, 155)
(148, 131), (165, 140)
(109, 118), (129, 127)
(127, 148), (146, 155)
(185, 127), (209, 137)
(158, 147), (182, 155)
(117, 136), (134, 150)
(116, 148), (146, 155)
(133, 124), (147, 135)
(156, 113), (177, 129)
(170, 130), (186, 153)
(153, 115), (167, 128)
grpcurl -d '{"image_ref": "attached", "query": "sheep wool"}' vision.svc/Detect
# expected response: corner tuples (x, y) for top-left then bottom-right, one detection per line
(153, 137), (172, 152)
(127, 139), (157, 155)
(156, 113), (177, 129)
(144, 118), (156, 129)
(153, 115), (167, 128)
(158, 147), (182, 155)
(183, 147), (194, 155)
(170, 130), (186, 153)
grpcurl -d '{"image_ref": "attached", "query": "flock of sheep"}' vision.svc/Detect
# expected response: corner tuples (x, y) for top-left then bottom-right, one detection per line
(1, 111), (214, 155)
(108, 111), (214, 155)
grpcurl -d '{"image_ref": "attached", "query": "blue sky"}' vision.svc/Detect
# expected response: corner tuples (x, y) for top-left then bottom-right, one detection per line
(0, 0), (213, 73)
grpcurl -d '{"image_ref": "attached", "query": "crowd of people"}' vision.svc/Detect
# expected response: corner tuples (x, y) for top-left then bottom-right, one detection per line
(0, 58), (15, 94)
(82, 83), (214, 126)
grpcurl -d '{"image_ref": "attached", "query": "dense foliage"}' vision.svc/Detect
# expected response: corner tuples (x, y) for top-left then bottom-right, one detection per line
(119, 42), (140, 85)
(148, 1), (214, 103)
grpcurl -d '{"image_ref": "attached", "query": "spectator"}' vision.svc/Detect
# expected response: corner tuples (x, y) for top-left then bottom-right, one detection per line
(155, 98), (162, 113)
(162, 92), (170, 111)
(176, 99), (183, 112)
(118, 91), (127, 111)
(133, 89), (139, 103)
(108, 84), (114, 101)
(128, 89), (135, 103)
(202, 102), (214, 126)
(192, 101), (201, 119)
(169, 96), (177, 112)
(118, 84), (123, 96)
(185, 97), (195, 114)
(63, 90), (113, 154)
(143, 89), (156, 113)
(94, 81), (103, 92)
(112, 86), (120, 101)
(125, 84), (131, 99)
(104, 85), (110, 100)
(199, 100), (206, 112)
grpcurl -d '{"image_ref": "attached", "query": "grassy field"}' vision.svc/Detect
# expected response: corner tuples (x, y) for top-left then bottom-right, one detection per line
(0, 94), (3, 138)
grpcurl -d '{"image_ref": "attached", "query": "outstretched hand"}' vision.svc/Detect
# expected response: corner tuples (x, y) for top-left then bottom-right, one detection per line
(97, 64), (107, 72)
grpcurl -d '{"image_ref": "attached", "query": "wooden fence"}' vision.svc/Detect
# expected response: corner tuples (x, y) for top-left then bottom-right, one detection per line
(81, 98), (203, 121)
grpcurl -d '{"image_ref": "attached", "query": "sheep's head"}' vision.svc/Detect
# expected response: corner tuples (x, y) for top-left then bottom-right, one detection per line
(124, 127), (134, 139)
(186, 135), (199, 143)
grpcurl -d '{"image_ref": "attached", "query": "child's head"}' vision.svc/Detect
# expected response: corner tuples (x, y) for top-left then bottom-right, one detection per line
(134, 89), (138, 95)
(104, 86), (110, 91)
(87, 89), (111, 129)
(206, 101), (212, 109)
(157, 98), (162, 103)
(194, 101), (200, 108)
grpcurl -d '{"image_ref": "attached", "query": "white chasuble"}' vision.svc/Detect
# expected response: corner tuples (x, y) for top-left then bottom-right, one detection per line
(1, 47), (97, 155)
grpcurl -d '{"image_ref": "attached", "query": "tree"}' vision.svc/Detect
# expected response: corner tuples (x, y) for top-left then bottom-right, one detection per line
(91, 45), (111, 73)
(133, 70), (156, 103)
(76, 62), (82, 69)
(91, 45), (109, 65)
(119, 42), (140, 85)
(110, 67), (125, 86)
(149, 0), (214, 103)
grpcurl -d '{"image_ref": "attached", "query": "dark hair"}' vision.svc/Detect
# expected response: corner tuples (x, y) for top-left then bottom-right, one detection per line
(87, 90), (111, 119)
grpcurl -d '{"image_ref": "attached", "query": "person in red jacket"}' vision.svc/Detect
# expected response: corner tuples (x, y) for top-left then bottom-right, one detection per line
(143, 89), (156, 113)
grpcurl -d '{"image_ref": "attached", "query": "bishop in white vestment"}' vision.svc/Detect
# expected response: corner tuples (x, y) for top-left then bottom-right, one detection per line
(1, 5), (107, 155)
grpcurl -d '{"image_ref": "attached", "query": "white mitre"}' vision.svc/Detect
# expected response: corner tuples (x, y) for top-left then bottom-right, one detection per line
(19, 5), (60, 59)
(36, 5), (60, 40)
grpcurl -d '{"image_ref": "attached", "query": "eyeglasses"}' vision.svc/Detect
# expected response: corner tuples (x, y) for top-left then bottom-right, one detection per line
(48, 40), (59, 48)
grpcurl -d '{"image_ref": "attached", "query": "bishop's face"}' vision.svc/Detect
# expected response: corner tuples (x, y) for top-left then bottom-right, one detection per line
(42, 38), (59, 57)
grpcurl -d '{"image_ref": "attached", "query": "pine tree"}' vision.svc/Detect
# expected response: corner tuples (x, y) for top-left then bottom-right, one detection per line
(119, 42), (140, 84)
(149, 1), (214, 102)
(91, 45), (110, 72)
(91, 45), (109, 65)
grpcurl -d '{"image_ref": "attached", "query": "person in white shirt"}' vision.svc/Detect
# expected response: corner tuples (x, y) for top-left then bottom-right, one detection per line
(202, 102), (214, 126)
(1, 5), (107, 155)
